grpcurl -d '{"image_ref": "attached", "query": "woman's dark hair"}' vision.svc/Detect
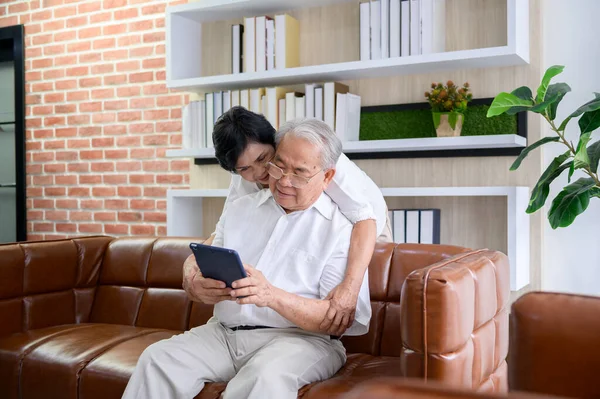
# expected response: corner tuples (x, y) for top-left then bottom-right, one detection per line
(212, 106), (276, 172)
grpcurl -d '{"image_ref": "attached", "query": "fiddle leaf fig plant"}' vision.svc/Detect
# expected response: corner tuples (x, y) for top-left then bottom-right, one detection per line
(487, 65), (600, 229)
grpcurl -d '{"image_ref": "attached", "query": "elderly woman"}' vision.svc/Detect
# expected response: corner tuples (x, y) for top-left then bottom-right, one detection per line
(182, 106), (390, 336)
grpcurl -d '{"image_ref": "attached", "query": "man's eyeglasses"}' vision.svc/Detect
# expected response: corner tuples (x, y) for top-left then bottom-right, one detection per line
(266, 162), (323, 189)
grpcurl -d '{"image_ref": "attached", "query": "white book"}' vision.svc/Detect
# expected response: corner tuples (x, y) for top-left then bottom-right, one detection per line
(249, 89), (263, 113)
(243, 17), (255, 73)
(390, 0), (401, 57)
(199, 99), (206, 148)
(335, 93), (347, 140)
(266, 19), (275, 70)
(420, 0), (445, 54)
(213, 91), (223, 123)
(231, 90), (240, 108)
(314, 87), (323, 121)
(370, 1), (381, 59)
(401, 0), (410, 56)
(261, 95), (267, 116)
(222, 90), (231, 114)
(266, 87), (285, 128)
(295, 96), (305, 118)
(305, 84), (315, 118)
(344, 93), (361, 141)
(410, 0), (421, 55)
(285, 92), (296, 121)
(420, 209), (434, 244)
(406, 210), (419, 243)
(278, 99), (286, 127)
(393, 210), (405, 243)
(380, 0), (390, 59)
(240, 89), (250, 109)
(231, 24), (242, 74)
(192, 101), (198, 149)
(255, 16), (267, 72)
(359, 2), (371, 61)
(182, 103), (191, 149)
(205, 93), (214, 147)
(323, 82), (348, 131)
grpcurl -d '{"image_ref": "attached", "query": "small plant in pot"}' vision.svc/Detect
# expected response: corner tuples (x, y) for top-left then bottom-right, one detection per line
(425, 81), (473, 137)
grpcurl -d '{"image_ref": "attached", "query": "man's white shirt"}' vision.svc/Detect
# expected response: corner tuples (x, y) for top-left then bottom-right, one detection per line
(213, 189), (371, 336)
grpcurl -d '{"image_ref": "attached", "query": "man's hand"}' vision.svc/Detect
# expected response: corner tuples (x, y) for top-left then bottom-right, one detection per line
(230, 264), (275, 308)
(319, 282), (359, 336)
(182, 254), (232, 304)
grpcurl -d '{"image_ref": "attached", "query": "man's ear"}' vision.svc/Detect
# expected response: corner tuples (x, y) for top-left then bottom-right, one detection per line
(323, 168), (336, 188)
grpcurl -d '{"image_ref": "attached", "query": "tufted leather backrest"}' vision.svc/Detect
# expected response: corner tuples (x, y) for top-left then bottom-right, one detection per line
(0, 236), (112, 337)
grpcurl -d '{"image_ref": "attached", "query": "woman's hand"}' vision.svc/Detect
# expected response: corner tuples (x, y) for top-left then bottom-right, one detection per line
(319, 282), (359, 336)
(231, 264), (276, 308)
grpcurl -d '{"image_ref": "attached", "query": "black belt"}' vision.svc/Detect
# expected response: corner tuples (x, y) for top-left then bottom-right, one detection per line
(229, 325), (340, 340)
(229, 325), (273, 331)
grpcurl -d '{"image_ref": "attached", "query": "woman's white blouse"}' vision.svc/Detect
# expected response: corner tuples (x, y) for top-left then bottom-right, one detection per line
(211, 153), (387, 247)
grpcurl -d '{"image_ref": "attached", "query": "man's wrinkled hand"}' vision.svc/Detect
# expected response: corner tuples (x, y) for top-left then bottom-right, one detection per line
(320, 283), (358, 336)
(182, 254), (232, 304)
(230, 264), (275, 308)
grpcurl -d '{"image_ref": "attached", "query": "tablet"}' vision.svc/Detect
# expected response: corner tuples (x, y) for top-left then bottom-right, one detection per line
(189, 243), (247, 288)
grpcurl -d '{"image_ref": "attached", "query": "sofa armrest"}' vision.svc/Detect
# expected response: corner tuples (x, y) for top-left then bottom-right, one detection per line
(400, 249), (510, 392)
(0, 236), (113, 338)
(510, 292), (600, 398)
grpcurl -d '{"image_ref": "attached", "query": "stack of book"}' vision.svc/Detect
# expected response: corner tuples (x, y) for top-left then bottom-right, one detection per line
(231, 14), (300, 74)
(360, 0), (445, 60)
(389, 208), (441, 244)
(181, 82), (362, 150)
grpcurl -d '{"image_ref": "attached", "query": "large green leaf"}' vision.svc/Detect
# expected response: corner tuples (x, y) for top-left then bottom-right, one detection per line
(530, 94), (561, 114)
(487, 92), (534, 117)
(579, 109), (600, 134)
(560, 92), (600, 131)
(546, 83), (571, 120)
(505, 86), (534, 115)
(574, 132), (592, 168)
(536, 65), (564, 102)
(588, 140), (600, 173)
(510, 136), (561, 171)
(527, 151), (572, 213)
(548, 178), (597, 229)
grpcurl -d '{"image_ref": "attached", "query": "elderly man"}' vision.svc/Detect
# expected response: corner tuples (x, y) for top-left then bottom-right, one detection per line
(121, 118), (371, 399)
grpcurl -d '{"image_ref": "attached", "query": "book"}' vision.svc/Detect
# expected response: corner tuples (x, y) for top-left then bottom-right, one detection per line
(324, 82), (349, 131)
(380, 0), (390, 58)
(401, 0), (410, 56)
(314, 87), (323, 121)
(222, 90), (231, 114)
(370, 1), (381, 59)
(344, 93), (361, 141)
(285, 92), (303, 122)
(266, 19), (275, 70)
(305, 83), (316, 118)
(231, 90), (240, 108)
(250, 88), (265, 114)
(213, 91), (223, 123)
(390, 0), (401, 57)
(335, 93), (347, 140)
(359, 2), (370, 61)
(240, 89), (250, 109)
(420, 0), (445, 54)
(255, 16), (269, 72)
(275, 14), (300, 69)
(391, 208), (441, 243)
(266, 87), (286, 128)
(295, 96), (305, 118)
(205, 93), (214, 147)
(231, 24), (244, 74)
(278, 99), (286, 127)
(243, 17), (255, 73)
(410, 0), (421, 55)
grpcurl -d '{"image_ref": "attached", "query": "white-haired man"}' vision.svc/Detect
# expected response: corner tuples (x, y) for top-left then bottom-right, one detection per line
(122, 119), (371, 399)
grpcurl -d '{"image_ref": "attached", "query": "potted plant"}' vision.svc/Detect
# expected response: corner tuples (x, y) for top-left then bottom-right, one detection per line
(487, 65), (600, 228)
(425, 81), (473, 137)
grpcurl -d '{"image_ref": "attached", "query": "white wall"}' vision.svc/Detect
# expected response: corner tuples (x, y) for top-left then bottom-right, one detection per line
(542, 0), (600, 295)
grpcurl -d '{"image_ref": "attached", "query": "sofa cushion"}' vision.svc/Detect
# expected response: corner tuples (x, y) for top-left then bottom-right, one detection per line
(0, 323), (173, 399)
(79, 330), (179, 399)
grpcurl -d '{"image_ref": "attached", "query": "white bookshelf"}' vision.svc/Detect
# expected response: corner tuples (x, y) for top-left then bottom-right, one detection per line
(167, 186), (530, 291)
(166, 0), (530, 91)
(166, 134), (526, 159)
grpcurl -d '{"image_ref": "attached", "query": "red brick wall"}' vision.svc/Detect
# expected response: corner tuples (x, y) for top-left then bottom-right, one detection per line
(0, 0), (190, 240)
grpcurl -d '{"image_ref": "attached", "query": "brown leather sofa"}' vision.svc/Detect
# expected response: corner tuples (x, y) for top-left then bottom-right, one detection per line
(509, 292), (600, 399)
(0, 236), (510, 399)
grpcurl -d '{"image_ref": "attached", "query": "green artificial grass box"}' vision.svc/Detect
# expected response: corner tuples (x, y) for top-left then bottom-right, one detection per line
(359, 102), (517, 141)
